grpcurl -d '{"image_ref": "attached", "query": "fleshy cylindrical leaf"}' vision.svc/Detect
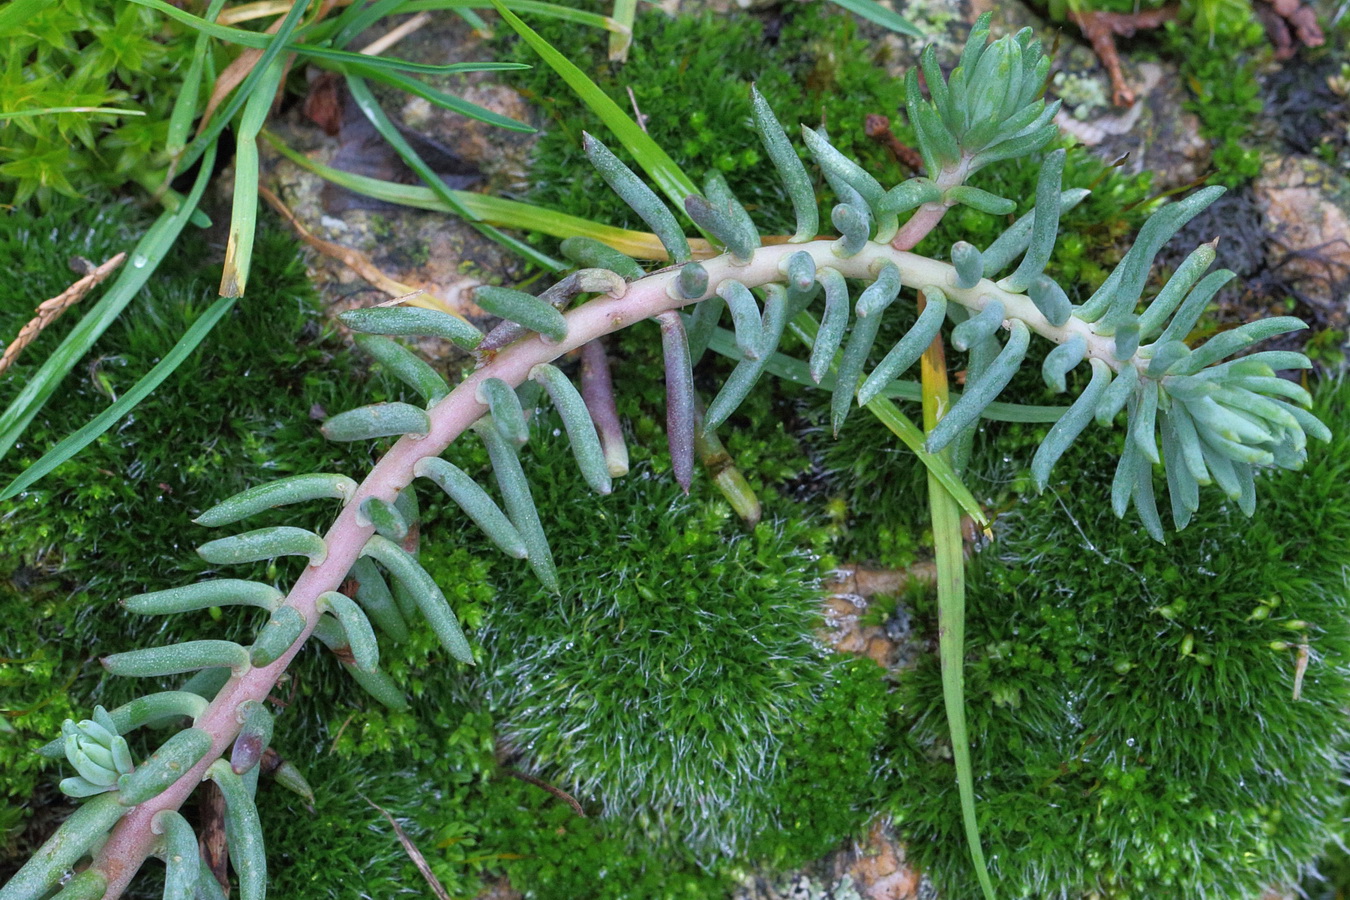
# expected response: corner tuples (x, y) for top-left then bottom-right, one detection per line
(198, 527), (328, 566)
(123, 581), (282, 616)
(476, 377), (530, 447)
(0, 794), (124, 900)
(321, 402), (431, 442)
(579, 339), (629, 477)
(339, 305), (483, 349)
(193, 474), (358, 527)
(857, 286), (948, 406)
(1028, 275), (1071, 327)
(950, 242), (983, 289)
(102, 642), (249, 679)
(358, 497), (409, 542)
(317, 592), (380, 674)
(584, 133), (690, 263)
(530, 364), (612, 495)
(206, 760), (266, 900)
(657, 312), (696, 493)
(927, 320), (1031, 453)
(705, 285), (789, 430)
(477, 421), (558, 592)
(153, 810), (201, 900)
(414, 458), (528, 559)
(353, 334), (450, 404)
(750, 87), (818, 242)
(249, 606), (307, 668)
(718, 280), (763, 361)
(362, 535), (474, 663)
(49, 869), (106, 900)
(952, 299), (1005, 352)
(1041, 334), (1087, 394)
(831, 265), (901, 433)
(230, 701), (273, 776)
(474, 286), (569, 342)
(809, 268), (850, 384)
(559, 236), (645, 281)
(116, 728), (213, 806)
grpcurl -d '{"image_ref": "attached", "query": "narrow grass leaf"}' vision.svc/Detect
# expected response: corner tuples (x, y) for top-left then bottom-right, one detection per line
(0, 157), (221, 484)
(492, 0), (701, 222)
(826, 0), (922, 36)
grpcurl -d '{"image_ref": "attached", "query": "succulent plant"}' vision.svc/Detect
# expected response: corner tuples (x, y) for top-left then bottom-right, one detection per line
(0, 14), (1327, 900)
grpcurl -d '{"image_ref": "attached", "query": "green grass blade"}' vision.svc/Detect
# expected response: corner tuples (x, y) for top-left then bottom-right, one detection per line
(220, 59), (285, 297)
(139, 0), (310, 179)
(608, 0), (637, 59)
(398, 0), (626, 34)
(294, 45), (531, 75)
(825, 0), (923, 37)
(344, 75), (563, 271)
(1, 295), (237, 501)
(929, 456), (995, 900)
(0, 107), (145, 120)
(0, 0), (45, 30)
(784, 312), (988, 527)
(336, 61), (534, 132)
(0, 142), (218, 463)
(163, 0), (226, 162)
(332, 0), (427, 47)
(868, 396), (988, 530)
(490, 0), (702, 218)
(919, 324), (995, 900)
(264, 131), (667, 258)
(126, 0), (288, 48)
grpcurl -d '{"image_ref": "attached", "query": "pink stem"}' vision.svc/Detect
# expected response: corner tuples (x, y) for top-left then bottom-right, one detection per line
(90, 236), (1005, 896)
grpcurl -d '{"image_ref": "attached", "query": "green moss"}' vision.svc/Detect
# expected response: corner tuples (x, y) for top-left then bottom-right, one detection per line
(1, 3), (204, 207)
(1160, 15), (1266, 188)
(747, 656), (896, 870)
(473, 422), (842, 858)
(472, 776), (730, 900)
(888, 378), (1350, 898)
(0, 195), (406, 840)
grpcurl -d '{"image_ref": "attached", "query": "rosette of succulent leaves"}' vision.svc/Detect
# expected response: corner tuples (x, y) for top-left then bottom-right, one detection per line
(1, 16), (1328, 900)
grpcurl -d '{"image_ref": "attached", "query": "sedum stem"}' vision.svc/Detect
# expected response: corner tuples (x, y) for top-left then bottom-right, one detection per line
(90, 236), (1138, 897)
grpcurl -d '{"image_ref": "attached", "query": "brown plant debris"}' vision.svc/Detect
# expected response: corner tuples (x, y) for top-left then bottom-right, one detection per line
(1070, 6), (1177, 108)
(0, 252), (126, 377)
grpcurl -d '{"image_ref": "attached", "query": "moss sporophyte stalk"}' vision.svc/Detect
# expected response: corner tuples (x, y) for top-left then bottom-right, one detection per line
(0, 12), (1332, 900)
